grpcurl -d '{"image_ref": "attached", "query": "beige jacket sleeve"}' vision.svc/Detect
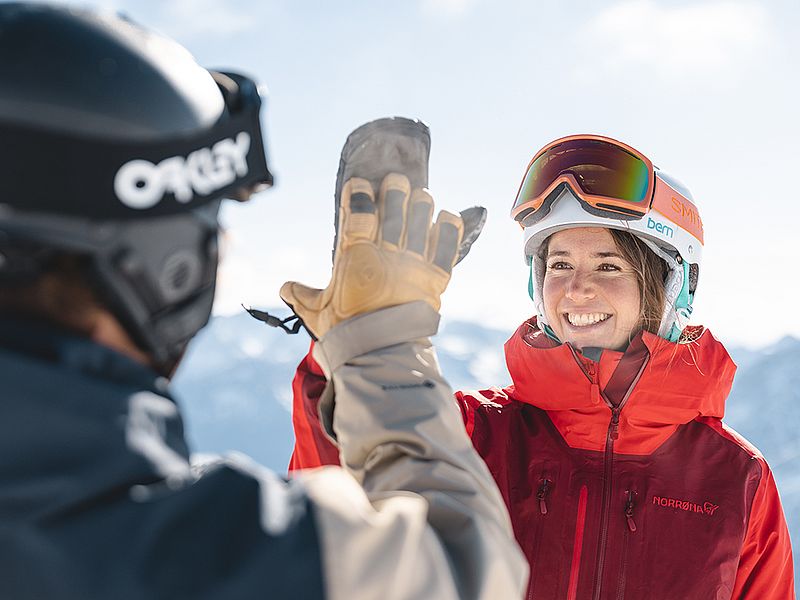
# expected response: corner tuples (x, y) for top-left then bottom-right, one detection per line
(294, 301), (528, 600)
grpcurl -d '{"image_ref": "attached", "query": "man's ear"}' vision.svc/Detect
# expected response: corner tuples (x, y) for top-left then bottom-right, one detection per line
(88, 309), (154, 370)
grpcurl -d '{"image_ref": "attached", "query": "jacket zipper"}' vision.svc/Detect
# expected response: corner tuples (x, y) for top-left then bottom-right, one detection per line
(592, 404), (619, 600)
(616, 490), (637, 600)
(527, 476), (552, 600)
(567, 344), (650, 600)
(566, 345), (649, 600)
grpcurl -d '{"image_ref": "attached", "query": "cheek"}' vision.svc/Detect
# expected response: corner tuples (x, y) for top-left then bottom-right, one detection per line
(542, 276), (563, 312)
(605, 278), (641, 324)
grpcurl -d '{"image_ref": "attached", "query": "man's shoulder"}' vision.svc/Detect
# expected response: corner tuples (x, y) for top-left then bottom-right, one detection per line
(1, 452), (326, 599)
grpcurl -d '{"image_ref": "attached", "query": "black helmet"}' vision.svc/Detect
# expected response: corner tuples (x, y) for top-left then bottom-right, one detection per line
(0, 3), (273, 369)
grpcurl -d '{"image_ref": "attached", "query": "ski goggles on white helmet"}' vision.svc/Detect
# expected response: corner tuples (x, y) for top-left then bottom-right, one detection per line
(512, 135), (655, 224)
(511, 134), (703, 263)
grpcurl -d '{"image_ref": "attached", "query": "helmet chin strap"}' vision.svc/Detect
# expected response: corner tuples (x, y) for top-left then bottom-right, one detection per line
(527, 258), (561, 344)
(527, 258), (535, 302)
(636, 238), (694, 342)
(666, 259), (694, 342)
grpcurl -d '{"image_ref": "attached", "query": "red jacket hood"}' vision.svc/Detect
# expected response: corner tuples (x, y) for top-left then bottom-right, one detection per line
(503, 319), (737, 453)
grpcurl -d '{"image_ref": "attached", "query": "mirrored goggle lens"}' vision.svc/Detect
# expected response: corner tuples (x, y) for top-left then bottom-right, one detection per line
(513, 139), (651, 213)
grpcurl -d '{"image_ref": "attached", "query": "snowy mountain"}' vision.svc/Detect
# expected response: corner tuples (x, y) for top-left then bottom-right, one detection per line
(172, 311), (308, 470)
(725, 336), (800, 573)
(174, 311), (800, 574)
(171, 310), (515, 472)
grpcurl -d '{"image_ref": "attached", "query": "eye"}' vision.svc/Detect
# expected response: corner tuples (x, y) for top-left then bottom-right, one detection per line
(598, 262), (622, 272)
(547, 261), (572, 270)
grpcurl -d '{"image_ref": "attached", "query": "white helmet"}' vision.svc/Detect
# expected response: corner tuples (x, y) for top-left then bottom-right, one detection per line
(511, 135), (703, 342)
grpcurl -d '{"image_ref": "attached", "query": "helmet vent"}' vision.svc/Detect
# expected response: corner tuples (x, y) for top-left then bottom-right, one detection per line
(159, 251), (201, 303)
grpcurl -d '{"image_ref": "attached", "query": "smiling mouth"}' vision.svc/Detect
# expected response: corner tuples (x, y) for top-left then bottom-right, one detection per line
(565, 312), (612, 327)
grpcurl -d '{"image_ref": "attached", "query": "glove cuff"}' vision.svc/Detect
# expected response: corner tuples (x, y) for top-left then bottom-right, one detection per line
(312, 301), (440, 376)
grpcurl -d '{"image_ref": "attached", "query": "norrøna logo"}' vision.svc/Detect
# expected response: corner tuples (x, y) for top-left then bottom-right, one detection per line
(652, 495), (719, 516)
(647, 217), (674, 238)
(114, 132), (251, 209)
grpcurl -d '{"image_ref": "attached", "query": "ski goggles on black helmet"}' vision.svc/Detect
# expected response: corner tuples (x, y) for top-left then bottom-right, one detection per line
(511, 134), (655, 227)
(0, 67), (272, 373)
(0, 70), (272, 221)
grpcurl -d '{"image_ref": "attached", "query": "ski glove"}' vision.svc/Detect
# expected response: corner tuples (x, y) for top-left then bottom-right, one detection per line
(280, 173), (483, 339)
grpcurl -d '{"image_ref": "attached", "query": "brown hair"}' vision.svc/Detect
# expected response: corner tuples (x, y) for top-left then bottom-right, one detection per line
(1, 254), (170, 374)
(607, 229), (668, 336)
(539, 228), (668, 337)
(0, 254), (104, 334)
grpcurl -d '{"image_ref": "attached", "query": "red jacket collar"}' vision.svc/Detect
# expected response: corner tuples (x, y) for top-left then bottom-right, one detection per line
(504, 318), (737, 453)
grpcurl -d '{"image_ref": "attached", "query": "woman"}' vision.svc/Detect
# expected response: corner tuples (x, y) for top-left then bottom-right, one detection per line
(288, 135), (794, 599)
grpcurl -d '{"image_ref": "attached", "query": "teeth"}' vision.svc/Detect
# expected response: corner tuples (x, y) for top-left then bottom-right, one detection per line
(566, 313), (611, 327)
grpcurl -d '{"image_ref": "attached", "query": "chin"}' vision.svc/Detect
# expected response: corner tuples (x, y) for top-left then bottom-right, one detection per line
(558, 329), (629, 352)
(569, 338), (608, 350)
(567, 332), (634, 353)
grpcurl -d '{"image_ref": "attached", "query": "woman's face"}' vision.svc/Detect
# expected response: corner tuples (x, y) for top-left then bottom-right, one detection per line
(543, 227), (642, 351)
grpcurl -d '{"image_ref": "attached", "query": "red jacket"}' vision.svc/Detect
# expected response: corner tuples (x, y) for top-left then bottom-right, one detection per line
(289, 319), (795, 599)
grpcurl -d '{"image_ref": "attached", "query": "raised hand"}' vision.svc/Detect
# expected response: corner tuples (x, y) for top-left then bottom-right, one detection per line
(280, 173), (483, 339)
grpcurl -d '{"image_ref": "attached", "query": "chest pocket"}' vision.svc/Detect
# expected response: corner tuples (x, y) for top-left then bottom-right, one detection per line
(524, 464), (593, 600)
(613, 467), (743, 599)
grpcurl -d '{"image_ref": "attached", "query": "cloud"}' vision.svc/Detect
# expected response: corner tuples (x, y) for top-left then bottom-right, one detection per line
(158, 0), (256, 38)
(420, 0), (478, 18)
(579, 0), (769, 78)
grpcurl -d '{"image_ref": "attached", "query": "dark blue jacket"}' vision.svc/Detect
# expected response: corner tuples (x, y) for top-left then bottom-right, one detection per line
(0, 319), (323, 599)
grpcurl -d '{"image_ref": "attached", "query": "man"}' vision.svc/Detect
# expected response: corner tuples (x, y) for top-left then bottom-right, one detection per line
(0, 3), (527, 599)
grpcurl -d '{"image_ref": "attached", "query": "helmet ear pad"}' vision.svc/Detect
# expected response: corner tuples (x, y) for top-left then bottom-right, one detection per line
(635, 237), (695, 341)
(89, 202), (222, 370)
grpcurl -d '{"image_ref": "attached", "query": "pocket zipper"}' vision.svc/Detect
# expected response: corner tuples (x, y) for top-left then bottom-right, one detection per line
(537, 478), (551, 515)
(625, 490), (637, 532)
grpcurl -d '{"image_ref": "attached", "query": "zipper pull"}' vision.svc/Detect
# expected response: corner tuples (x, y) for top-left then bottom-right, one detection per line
(610, 408), (621, 441)
(586, 362), (596, 378)
(590, 383), (601, 405)
(537, 478), (551, 515)
(625, 490), (637, 532)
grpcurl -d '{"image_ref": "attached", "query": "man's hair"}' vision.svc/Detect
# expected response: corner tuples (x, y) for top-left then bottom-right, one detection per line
(0, 253), (104, 334)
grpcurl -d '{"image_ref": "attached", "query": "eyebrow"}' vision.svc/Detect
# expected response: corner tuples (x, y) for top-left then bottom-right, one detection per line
(547, 250), (624, 259)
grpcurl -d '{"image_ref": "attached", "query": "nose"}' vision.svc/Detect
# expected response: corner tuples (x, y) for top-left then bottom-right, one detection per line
(565, 269), (596, 302)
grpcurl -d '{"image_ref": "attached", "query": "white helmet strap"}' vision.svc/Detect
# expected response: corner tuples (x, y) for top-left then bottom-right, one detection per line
(637, 237), (693, 341)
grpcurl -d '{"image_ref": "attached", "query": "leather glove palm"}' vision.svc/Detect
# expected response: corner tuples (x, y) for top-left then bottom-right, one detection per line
(280, 173), (477, 339)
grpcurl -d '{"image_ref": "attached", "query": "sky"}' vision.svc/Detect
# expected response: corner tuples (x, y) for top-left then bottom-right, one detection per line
(50, 0), (800, 348)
